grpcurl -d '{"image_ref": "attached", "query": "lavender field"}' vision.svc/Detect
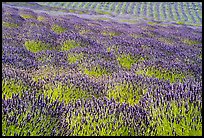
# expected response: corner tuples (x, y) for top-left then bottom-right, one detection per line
(2, 2), (202, 136)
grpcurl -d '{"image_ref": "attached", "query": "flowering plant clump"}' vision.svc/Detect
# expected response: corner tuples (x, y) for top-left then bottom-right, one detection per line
(2, 2), (202, 136)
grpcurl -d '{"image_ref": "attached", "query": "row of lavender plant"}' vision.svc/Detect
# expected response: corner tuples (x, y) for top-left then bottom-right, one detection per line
(35, 2), (202, 25)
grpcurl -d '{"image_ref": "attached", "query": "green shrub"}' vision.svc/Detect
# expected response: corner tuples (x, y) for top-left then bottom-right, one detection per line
(68, 53), (83, 64)
(107, 83), (147, 105)
(51, 24), (67, 34)
(37, 16), (45, 21)
(61, 40), (81, 51)
(24, 40), (50, 53)
(2, 22), (18, 28)
(84, 66), (108, 78)
(20, 14), (36, 19)
(148, 101), (202, 136)
(135, 66), (185, 83)
(2, 79), (27, 99)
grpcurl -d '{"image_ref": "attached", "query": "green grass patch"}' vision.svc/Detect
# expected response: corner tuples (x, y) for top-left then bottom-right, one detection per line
(107, 47), (112, 52)
(68, 53), (83, 64)
(130, 33), (144, 39)
(135, 66), (185, 83)
(20, 14), (36, 19)
(79, 29), (90, 35)
(2, 79), (27, 99)
(148, 100), (202, 136)
(119, 19), (137, 24)
(37, 16), (45, 21)
(61, 40), (81, 51)
(84, 66), (108, 78)
(180, 38), (202, 46)
(77, 10), (90, 14)
(60, 94), (145, 136)
(74, 25), (91, 35)
(31, 66), (69, 83)
(102, 31), (121, 37)
(176, 21), (185, 25)
(24, 40), (50, 53)
(74, 24), (82, 29)
(95, 10), (112, 16)
(37, 53), (53, 62)
(144, 31), (155, 38)
(63, 105), (136, 136)
(78, 11), (85, 14)
(117, 54), (134, 69)
(2, 22), (18, 28)
(157, 37), (176, 45)
(117, 54), (144, 70)
(107, 83), (147, 105)
(147, 22), (158, 25)
(141, 26), (155, 31)
(69, 9), (77, 13)
(43, 82), (91, 104)
(32, 66), (53, 82)
(51, 24), (67, 34)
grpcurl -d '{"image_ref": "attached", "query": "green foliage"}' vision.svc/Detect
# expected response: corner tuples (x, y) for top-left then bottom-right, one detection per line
(32, 66), (54, 82)
(37, 53), (53, 62)
(78, 11), (84, 14)
(117, 54), (144, 69)
(2, 79), (27, 99)
(135, 66), (185, 83)
(107, 83), (147, 105)
(130, 33), (144, 39)
(107, 47), (112, 52)
(24, 40), (50, 53)
(61, 40), (81, 51)
(157, 37), (175, 45)
(51, 24), (67, 34)
(37, 16), (45, 21)
(102, 31), (121, 37)
(148, 101), (202, 136)
(117, 54), (134, 69)
(69, 9), (77, 13)
(62, 104), (137, 136)
(2, 104), (59, 136)
(43, 82), (91, 104)
(68, 53), (83, 64)
(147, 22), (158, 25)
(95, 10), (112, 16)
(119, 19), (137, 24)
(84, 66), (108, 78)
(20, 14), (36, 19)
(2, 22), (18, 28)
(79, 29), (90, 35)
(181, 38), (202, 46)
(31, 66), (74, 84)
(82, 29), (91, 35)
(177, 21), (185, 25)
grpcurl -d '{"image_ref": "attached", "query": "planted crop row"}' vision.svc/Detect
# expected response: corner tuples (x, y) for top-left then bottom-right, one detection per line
(37, 2), (202, 25)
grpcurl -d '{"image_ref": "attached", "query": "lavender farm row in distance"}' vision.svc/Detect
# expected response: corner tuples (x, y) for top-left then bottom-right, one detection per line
(2, 3), (202, 136)
(37, 2), (202, 26)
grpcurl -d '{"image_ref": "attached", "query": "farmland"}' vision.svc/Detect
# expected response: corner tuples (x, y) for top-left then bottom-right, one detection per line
(2, 2), (202, 136)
